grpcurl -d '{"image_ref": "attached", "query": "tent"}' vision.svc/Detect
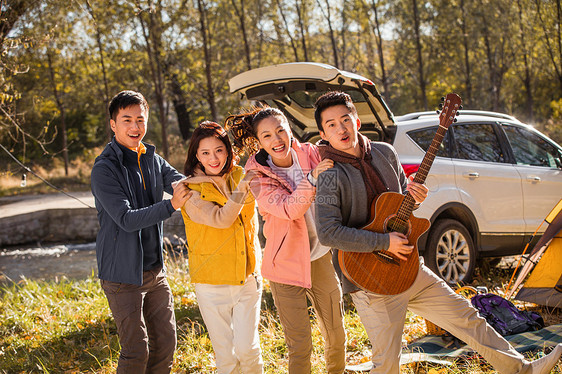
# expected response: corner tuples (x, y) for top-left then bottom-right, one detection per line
(507, 199), (562, 308)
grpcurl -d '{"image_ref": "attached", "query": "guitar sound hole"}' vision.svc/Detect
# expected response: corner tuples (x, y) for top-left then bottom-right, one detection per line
(385, 215), (410, 236)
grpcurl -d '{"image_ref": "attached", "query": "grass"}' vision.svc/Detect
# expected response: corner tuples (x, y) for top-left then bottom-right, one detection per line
(0, 250), (560, 373)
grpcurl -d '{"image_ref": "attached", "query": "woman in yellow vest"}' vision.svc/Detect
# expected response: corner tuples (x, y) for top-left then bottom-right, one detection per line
(180, 121), (263, 373)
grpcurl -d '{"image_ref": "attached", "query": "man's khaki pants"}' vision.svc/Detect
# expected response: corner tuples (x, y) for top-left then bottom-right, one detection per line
(351, 262), (527, 374)
(270, 252), (346, 374)
(101, 267), (176, 374)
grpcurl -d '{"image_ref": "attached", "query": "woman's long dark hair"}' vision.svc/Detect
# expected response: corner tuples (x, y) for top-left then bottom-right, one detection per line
(184, 121), (237, 177)
(225, 107), (287, 156)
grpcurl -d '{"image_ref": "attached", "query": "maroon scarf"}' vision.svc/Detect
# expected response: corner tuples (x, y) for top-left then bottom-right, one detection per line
(319, 134), (387, 208)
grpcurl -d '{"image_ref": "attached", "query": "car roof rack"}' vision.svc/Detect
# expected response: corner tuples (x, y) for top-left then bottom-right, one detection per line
(395, 110), (520, 122)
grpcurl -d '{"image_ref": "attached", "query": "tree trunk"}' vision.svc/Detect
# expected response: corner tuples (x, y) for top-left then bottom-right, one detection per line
(317, 0), (338, 67)
(556, 0), (562, 94)
(168, 71), (192, 140)
(411, 0), (427, 110)
(534, 0), (562, 95)
(296, 0), (308, 61)
(136, 0), (169, 157)
(478, 1), (500, 111)
(230, 0), (251, 70)
(46, 51), (69, 176)
(370, 0), (388, 96)
(276, 0), (300, 61)
(459, 0), (472, 106)
(516, 0), (533, 121)
(341, 0), (347, 70)
(0, 0), (36, 45)
(256, 0), (264, 65)
(147, 3), (169, 158)
(84, 0), (111, 141)
(197, 0), (218, 120)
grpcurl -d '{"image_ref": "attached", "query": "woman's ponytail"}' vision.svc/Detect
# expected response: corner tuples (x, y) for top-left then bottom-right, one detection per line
(225, 106), (287, 156)
(225, 111), (260, 156)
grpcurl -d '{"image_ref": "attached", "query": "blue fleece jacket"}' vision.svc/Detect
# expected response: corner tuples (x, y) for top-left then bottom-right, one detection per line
(91, 138), (183, 285)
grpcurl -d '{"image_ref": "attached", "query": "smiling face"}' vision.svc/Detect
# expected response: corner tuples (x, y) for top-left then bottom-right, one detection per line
(196, 136), (228, 176)
(319, 104), (362, 157)
(255, 115), (293, 167)
(111, 104), (148, 150)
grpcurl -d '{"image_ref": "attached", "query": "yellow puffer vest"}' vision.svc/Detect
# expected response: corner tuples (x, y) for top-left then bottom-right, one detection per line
(181, 166), (259, 285)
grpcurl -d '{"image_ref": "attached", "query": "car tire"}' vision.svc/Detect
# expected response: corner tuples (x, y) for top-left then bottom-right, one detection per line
(424, 219), (476, 285)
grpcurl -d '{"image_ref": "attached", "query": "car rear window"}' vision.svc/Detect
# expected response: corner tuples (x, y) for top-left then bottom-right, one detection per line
(407, 126), (450, 157)
(289, 90), (367, 108)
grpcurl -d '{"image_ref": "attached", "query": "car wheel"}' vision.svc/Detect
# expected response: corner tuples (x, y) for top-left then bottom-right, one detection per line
(424, 219), (476, 285)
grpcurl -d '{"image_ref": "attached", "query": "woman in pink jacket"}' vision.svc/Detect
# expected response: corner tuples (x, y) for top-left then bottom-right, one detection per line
(226, 107), (346, 374)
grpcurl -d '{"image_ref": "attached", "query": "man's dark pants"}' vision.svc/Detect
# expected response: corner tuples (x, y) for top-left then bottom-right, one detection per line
(101, 267), (176, 374)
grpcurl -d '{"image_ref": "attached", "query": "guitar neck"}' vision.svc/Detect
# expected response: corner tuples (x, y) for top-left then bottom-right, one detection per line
(397, 94), (460, 222)
(396, 127), (446, 221)
(412, 124), (448, 186)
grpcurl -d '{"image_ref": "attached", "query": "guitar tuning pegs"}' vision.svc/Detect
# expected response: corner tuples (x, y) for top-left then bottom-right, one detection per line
(438, 103), (443, 109)
(436, 110), (440, 114)
(453, 118), (458, 123)
(441, 96), (445, 101)
(459, 105), (463, 110)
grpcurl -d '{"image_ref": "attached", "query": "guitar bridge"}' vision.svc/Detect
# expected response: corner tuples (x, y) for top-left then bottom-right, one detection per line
(374, 251), (400, 266)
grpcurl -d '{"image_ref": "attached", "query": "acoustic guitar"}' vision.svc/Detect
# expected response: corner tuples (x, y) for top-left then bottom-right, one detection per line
(338, 93), (462, 295)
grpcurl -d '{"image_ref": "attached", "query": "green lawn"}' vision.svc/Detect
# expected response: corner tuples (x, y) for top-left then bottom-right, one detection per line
(0, 250), (559, 373)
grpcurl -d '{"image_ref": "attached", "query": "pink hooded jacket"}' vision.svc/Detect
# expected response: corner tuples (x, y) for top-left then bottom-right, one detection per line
(244, 139), (321, 288)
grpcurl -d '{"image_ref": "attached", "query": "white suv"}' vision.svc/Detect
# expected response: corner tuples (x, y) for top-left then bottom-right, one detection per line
(229, 62), (562, 285)
(393, 111), (562, 283)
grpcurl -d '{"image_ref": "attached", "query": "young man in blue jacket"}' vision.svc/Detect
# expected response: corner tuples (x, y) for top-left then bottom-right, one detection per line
(313, 91), (562, 374)
(91, 90), (190, 373)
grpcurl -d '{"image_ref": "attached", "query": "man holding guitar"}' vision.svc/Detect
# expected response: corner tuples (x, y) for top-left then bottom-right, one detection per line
(313, 91), (562, 374)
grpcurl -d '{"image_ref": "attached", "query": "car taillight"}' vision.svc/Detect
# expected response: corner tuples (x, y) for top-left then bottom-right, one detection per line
(402, 164), (420, 178)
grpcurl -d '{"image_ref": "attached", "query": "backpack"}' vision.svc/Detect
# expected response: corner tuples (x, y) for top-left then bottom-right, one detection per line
(471, 293), (544, 336)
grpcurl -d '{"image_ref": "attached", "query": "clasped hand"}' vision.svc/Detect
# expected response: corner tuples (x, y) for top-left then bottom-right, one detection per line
(170, 179), (191, 210)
